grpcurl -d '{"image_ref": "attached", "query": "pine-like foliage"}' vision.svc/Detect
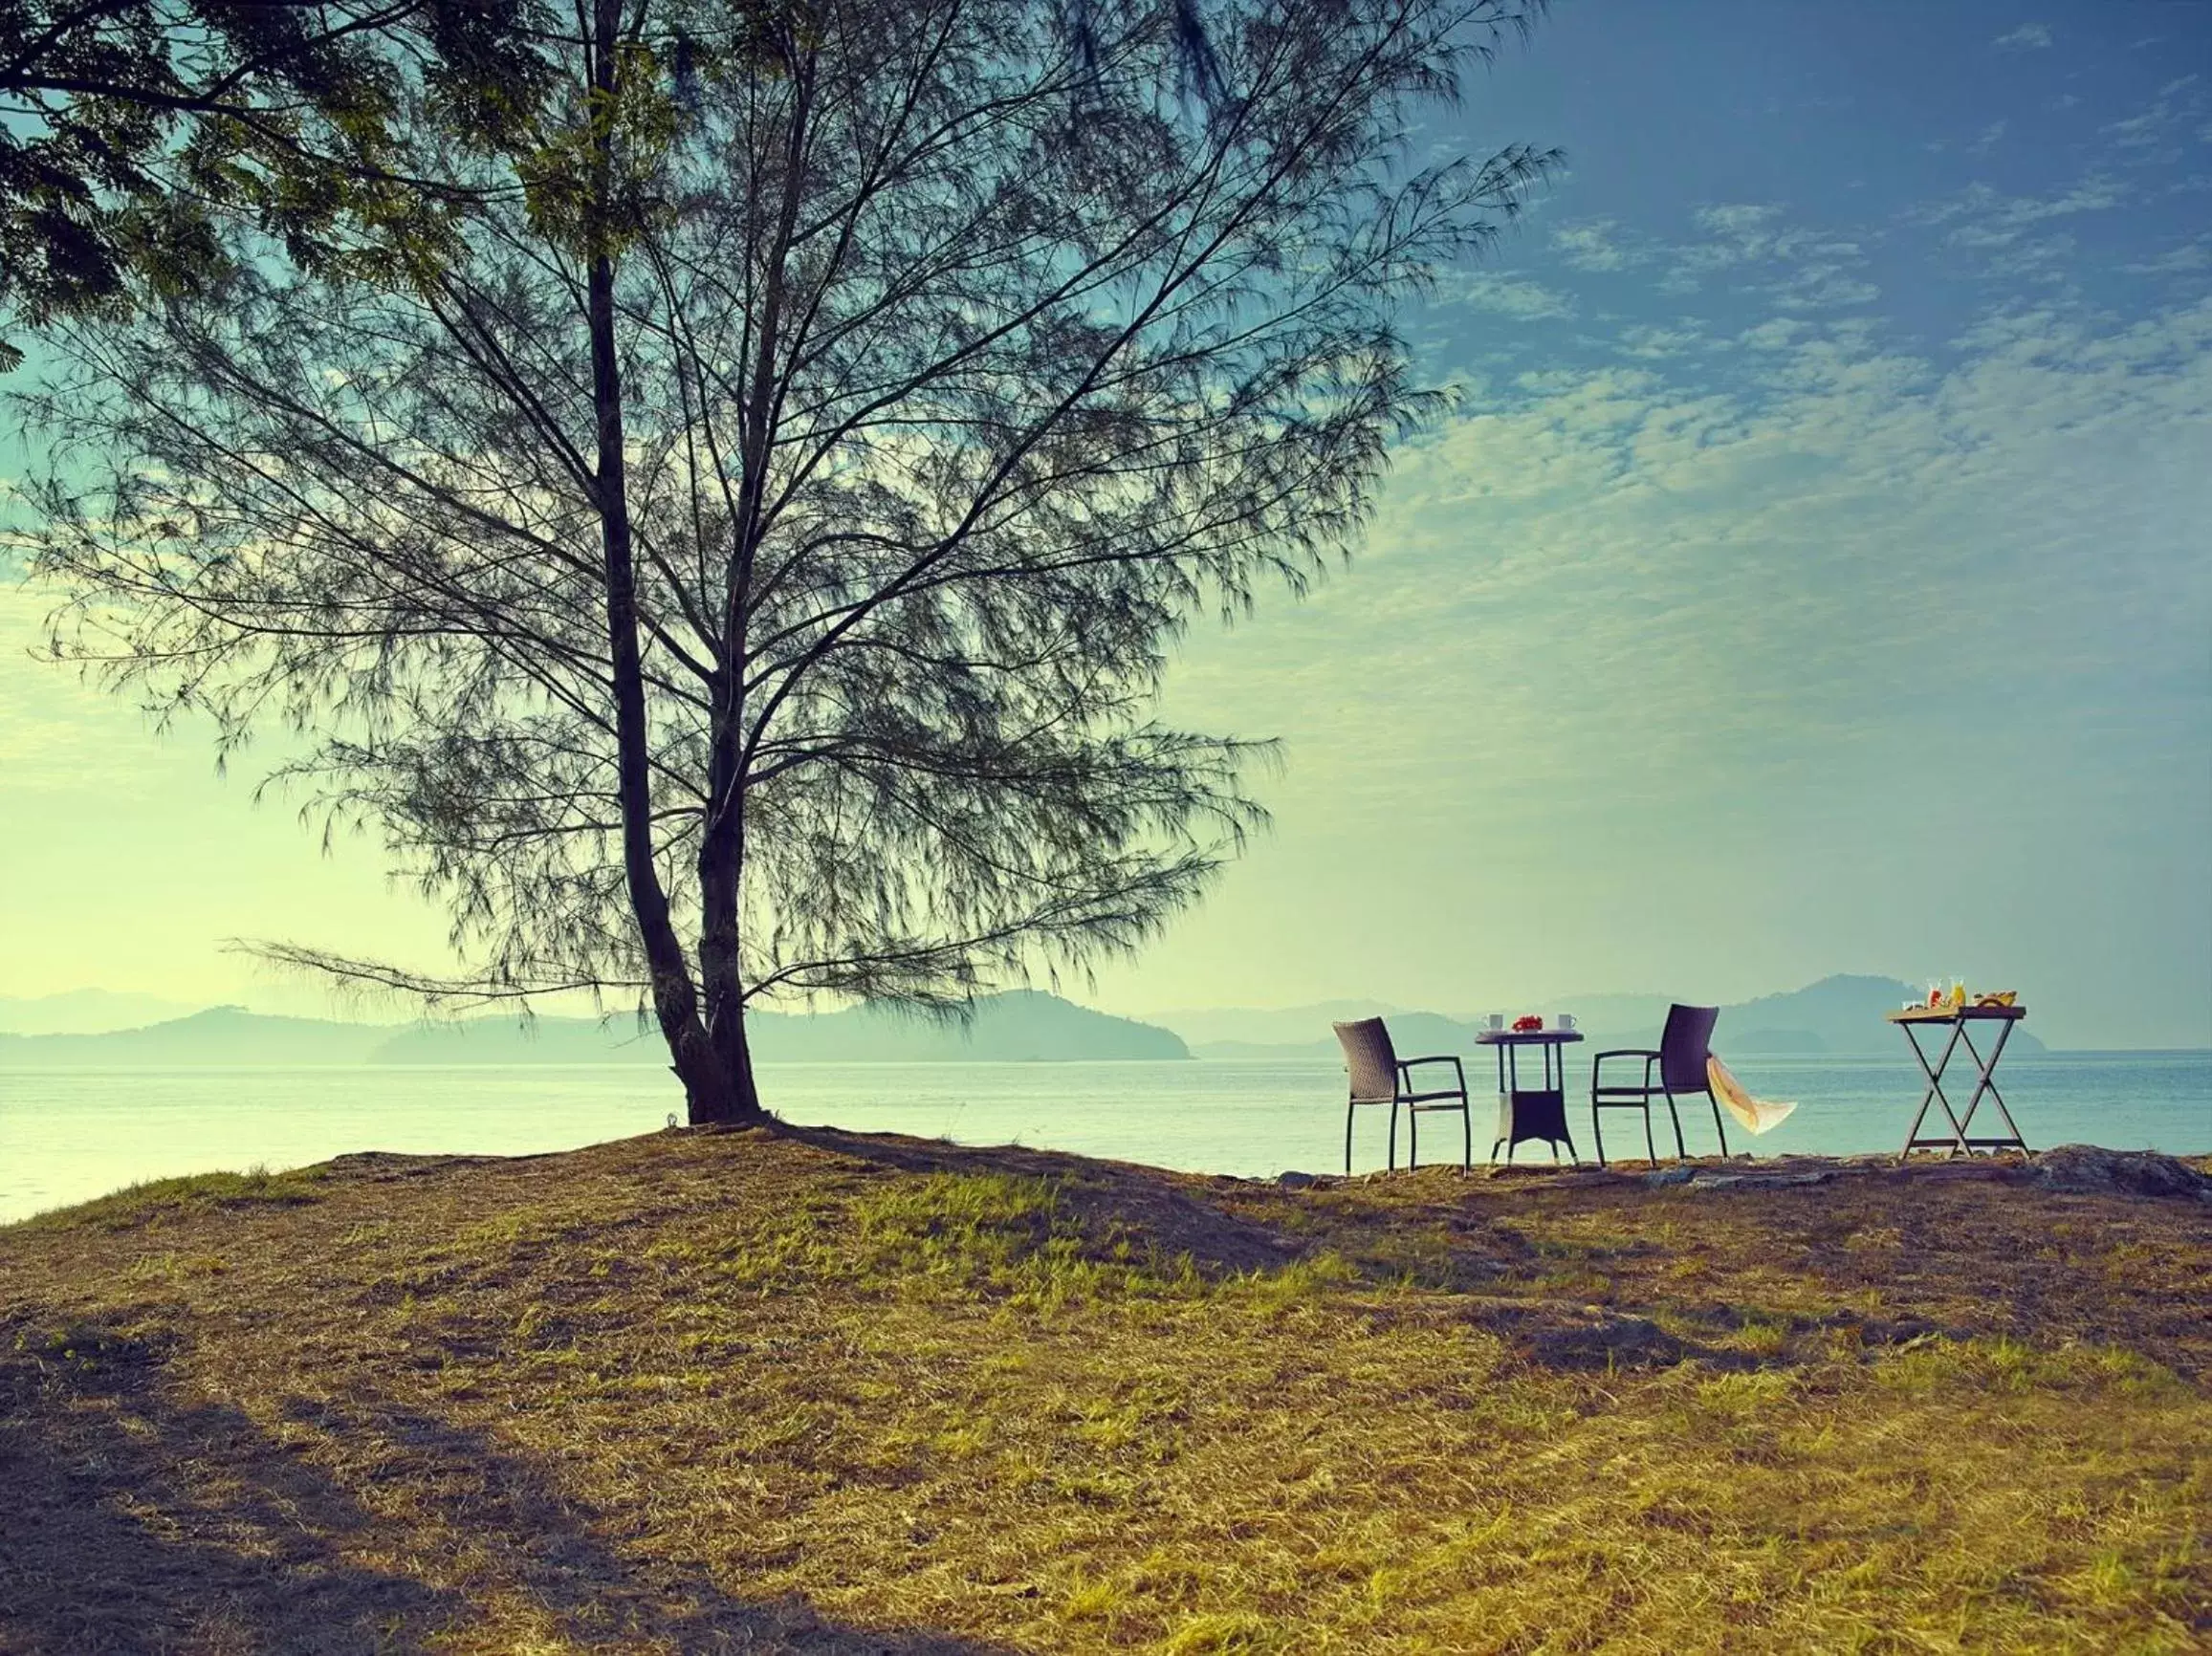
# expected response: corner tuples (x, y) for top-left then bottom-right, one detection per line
(20, 0), (1550, 1118)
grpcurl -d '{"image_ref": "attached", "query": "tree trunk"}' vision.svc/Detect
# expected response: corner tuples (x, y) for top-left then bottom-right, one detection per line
(688, 47), (810, 1130)
(582, 0), (752, 1127)
(697, 766), (760, 1120)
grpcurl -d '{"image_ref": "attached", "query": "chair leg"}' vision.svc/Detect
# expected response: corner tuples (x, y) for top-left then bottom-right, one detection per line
(1591, 1106), (1607, 1169)
(1560, 1125), (1581, 1166)
(1345, 1102), (1354, 1176)
(1663, 1091), (1688, 1159)
(1409, 1109), (1418, 1171)
(1388, 1102), (1399, 1172)
(1642, 1103), (1657, 1166)
(1490, 1138), (1505, 1165)
(1461, 1105), (1472, 1173)
(1709, 1094), (1731, 1158)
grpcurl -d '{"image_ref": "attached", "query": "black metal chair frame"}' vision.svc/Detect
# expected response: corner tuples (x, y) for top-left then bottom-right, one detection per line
(1335, 1019), (1473, 1174)
(1589, 1004), (1730, 1167)
(1399, 1054), (1474, 1172)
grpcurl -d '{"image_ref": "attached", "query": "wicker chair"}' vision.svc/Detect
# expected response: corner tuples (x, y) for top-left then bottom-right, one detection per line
(1332, 1017), (1471, 1174)
(1589, 1002), (1730, 1166)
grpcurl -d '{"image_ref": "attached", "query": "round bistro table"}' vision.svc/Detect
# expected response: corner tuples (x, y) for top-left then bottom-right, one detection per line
(1475, 1030), (1585, 1165)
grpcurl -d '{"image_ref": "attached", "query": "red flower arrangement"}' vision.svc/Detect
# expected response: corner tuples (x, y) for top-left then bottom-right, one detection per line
(1511, 1014), (1544, 1033)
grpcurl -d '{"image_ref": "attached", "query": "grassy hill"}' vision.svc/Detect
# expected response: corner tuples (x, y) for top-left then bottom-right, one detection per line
(3, 1132), (2205, 1651)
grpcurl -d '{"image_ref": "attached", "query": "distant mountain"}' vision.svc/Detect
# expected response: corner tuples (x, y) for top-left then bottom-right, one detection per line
(1155, 996), (1670, 1059)
(1719, 974), (2045, 1055)
(1165, 975), (2044, 1059)
(0, 991), (1188, 1067)
(0, 1006), (392, 1067)
(374, 990), (1187, 1064)
(1136, 1001), (1400, 1049)
(0, 989), (200, 1035)
(755, 991), (1188, 1063)
(1187, 1010), (1492, 1063)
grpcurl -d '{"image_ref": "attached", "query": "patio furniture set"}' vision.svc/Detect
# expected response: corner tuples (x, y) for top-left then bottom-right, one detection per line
(1332, 997), (2029, 1174)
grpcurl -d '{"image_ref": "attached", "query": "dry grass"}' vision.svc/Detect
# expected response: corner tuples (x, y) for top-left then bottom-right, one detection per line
(2, 1126), (2208, 1654)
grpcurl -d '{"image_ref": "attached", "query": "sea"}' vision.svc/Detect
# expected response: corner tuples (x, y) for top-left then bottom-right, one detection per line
(2, 1050), (2208, 1225)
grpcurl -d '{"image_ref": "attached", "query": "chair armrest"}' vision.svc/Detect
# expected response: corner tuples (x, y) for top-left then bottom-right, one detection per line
(1591, 1049), (1660, 1089)
(1398, 1054), (1467, 1092)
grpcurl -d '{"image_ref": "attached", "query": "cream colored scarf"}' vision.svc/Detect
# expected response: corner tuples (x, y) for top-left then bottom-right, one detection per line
(1706, 1055), (1797, 1136)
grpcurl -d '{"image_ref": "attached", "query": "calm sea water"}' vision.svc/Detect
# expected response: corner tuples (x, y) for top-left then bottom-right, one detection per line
(2, 1052), (2206, 1225)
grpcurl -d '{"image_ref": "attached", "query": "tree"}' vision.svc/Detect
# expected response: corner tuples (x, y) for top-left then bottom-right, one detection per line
(19, 0), (1551, 1122)
(0, 0), (547, 366)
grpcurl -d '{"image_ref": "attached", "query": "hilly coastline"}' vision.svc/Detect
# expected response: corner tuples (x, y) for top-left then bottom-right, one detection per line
(0, 990), (1189, 1068)
(0, 975), (2056, 1068)
(1155, 974), (2048, 1059)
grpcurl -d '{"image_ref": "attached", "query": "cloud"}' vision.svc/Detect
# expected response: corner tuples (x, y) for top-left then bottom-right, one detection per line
(1969, 120), (2007, 157)
(1445, 272), (1576, 320)
(1654, 204), (1878, 311)
(1992, 23), (2052, 51)
(1613, 324), (1715, 360)
(2100, 75), (2208, 163)
(2123, 240), (2212, 275)
(1737, 318), (1804, 352)
(1907, 178), (2129, 282)
(1914, 177), (2129, 235)
(1768, 266), (1881, 312)
(1550, 219), (1638, 272)
(0, 583), (160, 790)
(1146, 284), (2212, 1054)
(1694, 203), (1785, 241)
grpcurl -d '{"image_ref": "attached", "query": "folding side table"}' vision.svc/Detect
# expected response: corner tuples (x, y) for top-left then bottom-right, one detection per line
(1885, 1003), (2029, 1159)
(1476, 1030), (1584, 1164)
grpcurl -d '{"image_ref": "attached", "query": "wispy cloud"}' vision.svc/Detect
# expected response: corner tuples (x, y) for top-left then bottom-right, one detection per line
(1168, 292), (2212, 892)
(1652, 205), (1878, 313)
(1911, 177), (2129, 235)
(2123, 239), (2212, 276)
(1905, 177), (2129, 285)
(1992, 23), (2052, 51)
(0, 585), (155, 790)
(1444, 272), (1576, 320)
(1694, 203), (1785, 242)
(1612, 323), (1716, 360)
(1550, 219), (1639, 272)
(2101, 74), (2208, 163)
(1768, 265), (1881, 312)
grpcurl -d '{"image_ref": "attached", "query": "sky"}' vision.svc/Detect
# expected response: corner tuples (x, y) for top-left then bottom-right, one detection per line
(3, 2), (2208, 1048)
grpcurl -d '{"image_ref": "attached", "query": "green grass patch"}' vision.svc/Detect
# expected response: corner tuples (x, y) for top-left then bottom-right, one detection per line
(13, 1165), (326, 1231)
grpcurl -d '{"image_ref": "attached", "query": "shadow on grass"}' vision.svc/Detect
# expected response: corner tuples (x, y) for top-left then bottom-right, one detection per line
(0, 1318), (1015, 1655)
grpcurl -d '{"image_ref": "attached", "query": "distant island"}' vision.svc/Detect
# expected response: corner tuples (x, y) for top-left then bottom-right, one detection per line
(0, 990), (1189, 1068)
(1145, 975), (2048, 1059)
(0, 975), (2052, 1068)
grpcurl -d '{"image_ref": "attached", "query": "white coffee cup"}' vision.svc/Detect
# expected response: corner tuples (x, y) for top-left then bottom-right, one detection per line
(1484, 1013), (1504, 1032)
(1558, 1013), (1577, 1032)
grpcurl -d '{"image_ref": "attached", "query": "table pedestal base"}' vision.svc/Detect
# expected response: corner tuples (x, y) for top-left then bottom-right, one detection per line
(1493, 1089), (1574, 1163)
